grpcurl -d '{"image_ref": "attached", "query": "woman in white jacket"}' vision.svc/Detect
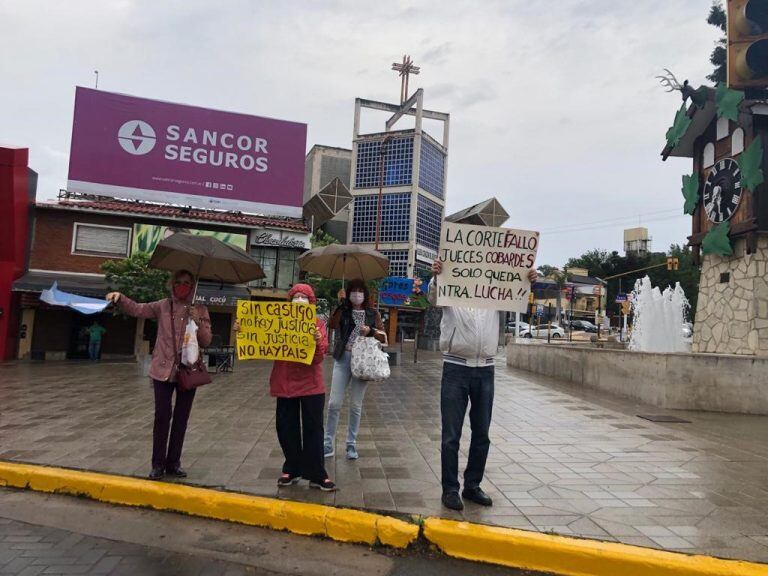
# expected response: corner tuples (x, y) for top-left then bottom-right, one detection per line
(428, 259), (537, 511)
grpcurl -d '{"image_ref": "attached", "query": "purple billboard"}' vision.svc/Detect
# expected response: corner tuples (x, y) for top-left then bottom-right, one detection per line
(67, 87), (307, 216)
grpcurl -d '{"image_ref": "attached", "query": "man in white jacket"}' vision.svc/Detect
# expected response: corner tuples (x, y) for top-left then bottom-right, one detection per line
(428, 259), (537, 511)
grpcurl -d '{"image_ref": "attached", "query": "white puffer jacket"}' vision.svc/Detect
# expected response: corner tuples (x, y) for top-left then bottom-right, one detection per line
(427, 276), (501, 367)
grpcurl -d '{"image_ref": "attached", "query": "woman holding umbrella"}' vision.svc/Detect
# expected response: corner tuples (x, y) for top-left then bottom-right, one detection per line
(296, 244), (389, 461)
(324, 279), (386, 460)
(107, 269), (212, 480)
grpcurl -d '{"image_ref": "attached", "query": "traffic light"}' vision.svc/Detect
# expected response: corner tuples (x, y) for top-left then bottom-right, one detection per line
(727, 0), (768, 89)
(666, 257), (679, 271)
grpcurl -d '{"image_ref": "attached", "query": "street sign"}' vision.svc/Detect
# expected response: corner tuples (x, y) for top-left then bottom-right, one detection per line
(615, 293), (628, 303)
(536, 304), (544, 316)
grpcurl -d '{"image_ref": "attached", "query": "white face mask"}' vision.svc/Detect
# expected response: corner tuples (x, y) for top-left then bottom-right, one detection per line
(292, 296), (309, 304)
(349, 292), (364, 305)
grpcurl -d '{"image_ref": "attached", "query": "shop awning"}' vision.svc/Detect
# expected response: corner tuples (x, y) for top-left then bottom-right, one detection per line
(12, 271), (108, 298)
(13, 272), (249, 307)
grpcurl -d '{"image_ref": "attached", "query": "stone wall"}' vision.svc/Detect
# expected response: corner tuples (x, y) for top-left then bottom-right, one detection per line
(507, 341), (768, 414)
(693, 236), (768, 356)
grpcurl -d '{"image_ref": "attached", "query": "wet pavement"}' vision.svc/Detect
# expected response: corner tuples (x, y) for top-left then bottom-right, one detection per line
(2, 350), (768, 562)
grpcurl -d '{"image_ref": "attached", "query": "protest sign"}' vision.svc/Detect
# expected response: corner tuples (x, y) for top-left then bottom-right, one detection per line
(436, 222), (539, 312)
(379, 277), (414, 307)
(236, 300), (316, 364)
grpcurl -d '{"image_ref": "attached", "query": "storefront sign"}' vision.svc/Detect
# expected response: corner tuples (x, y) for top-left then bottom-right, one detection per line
(415, 244), (437, 264)
(235, 300), (316, 364)
(379, 277), (414, 306)
(250, 229), (309, 249)
(436, 222), (539, 312)
(68, 87), (306, 216)
(133, 224), (247, 254)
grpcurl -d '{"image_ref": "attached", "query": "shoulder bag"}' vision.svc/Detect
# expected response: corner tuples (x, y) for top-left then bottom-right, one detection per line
(351, 329), (390, 381)
(171, 301), (212, 391)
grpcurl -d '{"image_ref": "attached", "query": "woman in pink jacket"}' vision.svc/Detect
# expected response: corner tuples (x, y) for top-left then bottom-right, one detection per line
(268, 284), (335, 491)
(106, 269), (212, 481)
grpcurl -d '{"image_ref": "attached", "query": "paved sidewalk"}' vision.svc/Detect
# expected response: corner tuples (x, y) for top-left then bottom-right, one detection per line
(2, 352), (768, 562)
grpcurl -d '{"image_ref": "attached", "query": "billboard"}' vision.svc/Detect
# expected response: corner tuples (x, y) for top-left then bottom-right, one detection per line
(67, 87), (307, 217)
(132, 224), (247, 255)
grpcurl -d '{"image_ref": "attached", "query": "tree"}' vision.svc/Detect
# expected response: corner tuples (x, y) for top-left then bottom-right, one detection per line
(101, 252), (169, 303)
(537, 265), (570, 323)
(707, 2), (727, 84)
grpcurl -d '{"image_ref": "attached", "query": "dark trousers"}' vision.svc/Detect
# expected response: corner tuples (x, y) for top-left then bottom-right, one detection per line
(276, 394), (328, 483)
(152, 380), (196, 469)
(440, 362), (495, 493)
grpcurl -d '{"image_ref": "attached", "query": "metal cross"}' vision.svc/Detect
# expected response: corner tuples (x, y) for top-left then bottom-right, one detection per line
(391, 55), (420, 104)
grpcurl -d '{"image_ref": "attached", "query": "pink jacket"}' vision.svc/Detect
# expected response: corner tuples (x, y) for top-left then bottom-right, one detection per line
(119, 296), (212, 382)
(269, 318), (328, 398)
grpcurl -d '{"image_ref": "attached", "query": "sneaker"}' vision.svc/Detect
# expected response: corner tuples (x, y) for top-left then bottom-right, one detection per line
(277, 473), (301, 487)
(148, 467), (165, 481)
(309, 479), (338, 492)
(324, 444), (335, 458)
(345, 445), (359, 460)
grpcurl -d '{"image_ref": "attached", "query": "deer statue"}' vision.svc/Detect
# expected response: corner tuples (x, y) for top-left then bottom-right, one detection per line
(656, 69), (709, 108)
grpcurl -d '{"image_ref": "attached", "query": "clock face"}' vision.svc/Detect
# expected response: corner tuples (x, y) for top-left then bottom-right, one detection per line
(702, 158), (742, 224)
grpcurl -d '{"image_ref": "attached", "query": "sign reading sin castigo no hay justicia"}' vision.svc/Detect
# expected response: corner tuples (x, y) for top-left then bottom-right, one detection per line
(236, 300), (316, 364)
(436, 222), (539, 312)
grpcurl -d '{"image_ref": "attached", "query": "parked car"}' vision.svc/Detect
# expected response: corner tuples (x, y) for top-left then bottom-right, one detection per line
(523, 323), (566, 339)
(505, 321), (530, 334)
(568, 319), (598, 333)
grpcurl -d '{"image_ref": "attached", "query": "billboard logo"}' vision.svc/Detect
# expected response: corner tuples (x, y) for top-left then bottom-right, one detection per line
(117, 120), (156, 155)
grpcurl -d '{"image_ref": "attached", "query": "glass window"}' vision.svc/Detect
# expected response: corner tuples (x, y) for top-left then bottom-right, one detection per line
(418, 139), (446, 199)
(416, 195), (443, 252)
(277, 250), (300, 290)
(380, 250), (409, 277)
(250, 247), (277, 287)
(73, 224), (131, 257)
(351, 193), (410, 244)
(355, 137), (414, 189)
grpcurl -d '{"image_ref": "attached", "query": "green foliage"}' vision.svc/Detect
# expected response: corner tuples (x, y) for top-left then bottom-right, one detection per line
(566, 245), (701, 316)
(682, 172), (700, 215)
(666, 104), (692, 149)
(715, 83), (744, 122)
(101, 252), (170, 303)
(740, 136), (765, 192)
(310, 229), (340, 248)
(702, 222), (733, 256)
(707, 2), (727, 84)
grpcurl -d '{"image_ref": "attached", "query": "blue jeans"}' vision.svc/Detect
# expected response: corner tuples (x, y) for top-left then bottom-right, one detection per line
(440, 362), (495, 493)
(324, 351), (368, 449)
(88, 341), (101, 361)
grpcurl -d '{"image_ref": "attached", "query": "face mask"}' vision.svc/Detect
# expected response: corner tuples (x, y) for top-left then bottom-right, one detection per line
(349, 292), (364, 305)
(292, 296), (309, 304)
(173, 283), (193, 300)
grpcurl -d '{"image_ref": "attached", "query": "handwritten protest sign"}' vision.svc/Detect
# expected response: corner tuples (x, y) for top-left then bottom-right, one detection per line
(379, 277), (414, 307)
(236, 300), (316, 364)
(436, 222), (539, 312)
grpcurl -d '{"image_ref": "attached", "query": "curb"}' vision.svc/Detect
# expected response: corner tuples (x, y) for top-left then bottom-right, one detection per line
(0, 461), (418, 549)
(2, 461), (768, 576)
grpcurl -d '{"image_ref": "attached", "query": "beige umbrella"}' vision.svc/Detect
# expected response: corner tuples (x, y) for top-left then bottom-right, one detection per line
(297, 243), (389, 282)
(149, 233), (265, 298)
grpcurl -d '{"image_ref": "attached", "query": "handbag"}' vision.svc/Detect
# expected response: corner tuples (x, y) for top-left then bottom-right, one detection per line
(350, 329), (390, 381)
(171, 301), (212, 392)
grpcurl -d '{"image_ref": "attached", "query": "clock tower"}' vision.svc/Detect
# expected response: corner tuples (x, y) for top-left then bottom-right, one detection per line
(660, 74), (768, 355)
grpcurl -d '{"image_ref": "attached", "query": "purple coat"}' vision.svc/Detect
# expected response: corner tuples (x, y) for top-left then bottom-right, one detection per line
(120, 296), (212, 382)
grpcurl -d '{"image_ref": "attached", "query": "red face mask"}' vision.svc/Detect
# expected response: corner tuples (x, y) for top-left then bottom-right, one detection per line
(173, 283), (193, 300)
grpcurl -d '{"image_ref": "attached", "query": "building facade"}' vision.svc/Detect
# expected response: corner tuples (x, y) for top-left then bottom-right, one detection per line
(348, 89), (449, 279)
(11, 196), (309, 361)
(302, 145), (353, 243)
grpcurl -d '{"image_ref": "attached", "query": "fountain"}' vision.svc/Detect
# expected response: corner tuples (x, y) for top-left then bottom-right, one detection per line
(628, 275), (690, 353)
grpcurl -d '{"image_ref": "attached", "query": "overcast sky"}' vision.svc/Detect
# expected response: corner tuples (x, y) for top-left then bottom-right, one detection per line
(1, 0), (721, 266)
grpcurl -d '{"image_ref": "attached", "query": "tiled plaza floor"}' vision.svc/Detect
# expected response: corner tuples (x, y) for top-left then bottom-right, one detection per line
(2, 351), (768, 562)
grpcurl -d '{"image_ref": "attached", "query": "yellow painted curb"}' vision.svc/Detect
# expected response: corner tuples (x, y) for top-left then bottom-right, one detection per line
(423, 518), (768, 576)
(0, 461), (417, 548)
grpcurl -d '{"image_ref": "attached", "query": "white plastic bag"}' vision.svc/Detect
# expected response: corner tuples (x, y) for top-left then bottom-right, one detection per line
(350, 332), (390, 381)
(181, 319), (199, 366)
